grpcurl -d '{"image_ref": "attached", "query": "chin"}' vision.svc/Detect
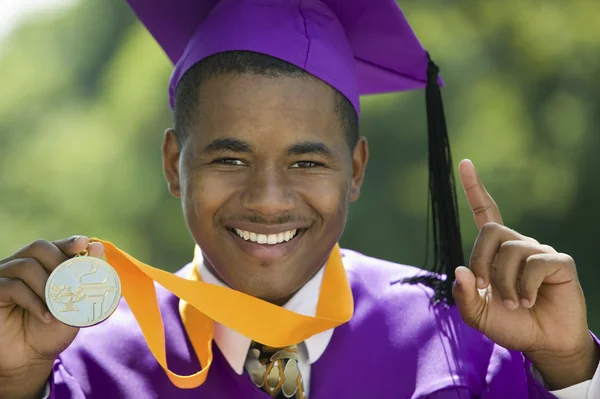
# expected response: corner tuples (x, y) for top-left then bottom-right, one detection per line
(240, 275), (304, 305)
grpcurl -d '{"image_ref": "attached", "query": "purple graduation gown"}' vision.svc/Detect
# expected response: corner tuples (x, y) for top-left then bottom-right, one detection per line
(49, 249), (585, 398)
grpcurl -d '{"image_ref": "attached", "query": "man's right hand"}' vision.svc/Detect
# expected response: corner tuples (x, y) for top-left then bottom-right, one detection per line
(0, 236), (104, 399)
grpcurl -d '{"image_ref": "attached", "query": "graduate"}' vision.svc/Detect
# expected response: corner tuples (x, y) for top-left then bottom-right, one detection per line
(0, 0), (599, 398)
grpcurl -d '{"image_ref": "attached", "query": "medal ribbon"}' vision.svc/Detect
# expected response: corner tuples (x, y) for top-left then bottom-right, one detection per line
(91, 239), (353, 389)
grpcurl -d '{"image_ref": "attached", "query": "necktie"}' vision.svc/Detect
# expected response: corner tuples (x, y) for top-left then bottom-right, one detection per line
(245, 342), (306, 398)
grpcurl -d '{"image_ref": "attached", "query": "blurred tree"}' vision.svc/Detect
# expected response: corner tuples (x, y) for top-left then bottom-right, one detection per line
(0, 0), (598, 330)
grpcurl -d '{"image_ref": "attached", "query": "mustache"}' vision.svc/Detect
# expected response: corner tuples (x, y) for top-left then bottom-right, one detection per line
(223, 214), (310, 225)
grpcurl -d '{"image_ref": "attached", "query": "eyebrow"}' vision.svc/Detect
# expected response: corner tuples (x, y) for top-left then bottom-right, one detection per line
(203, 138), (253, 154)
(285, 141), (335, 160)
(202, 138), (335, 160)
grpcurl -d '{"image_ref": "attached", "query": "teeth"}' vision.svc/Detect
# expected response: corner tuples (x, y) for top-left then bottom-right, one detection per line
(234, 228), (298, 244)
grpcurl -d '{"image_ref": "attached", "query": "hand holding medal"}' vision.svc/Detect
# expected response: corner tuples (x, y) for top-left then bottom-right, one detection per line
(0, 236), (115, 398)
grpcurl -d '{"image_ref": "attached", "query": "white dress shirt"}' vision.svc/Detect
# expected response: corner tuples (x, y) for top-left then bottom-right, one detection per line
(40, 258), (600, 399)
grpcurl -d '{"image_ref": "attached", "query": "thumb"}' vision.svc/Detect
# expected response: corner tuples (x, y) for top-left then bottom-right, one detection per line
(452, 266), (486, 329)
(52, 236), (91, 257)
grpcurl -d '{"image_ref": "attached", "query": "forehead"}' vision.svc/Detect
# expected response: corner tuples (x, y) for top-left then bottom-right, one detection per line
(192, 73), (343, 145)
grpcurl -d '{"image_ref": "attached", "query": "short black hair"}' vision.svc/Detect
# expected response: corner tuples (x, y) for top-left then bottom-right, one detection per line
(173, 51), (359, 149)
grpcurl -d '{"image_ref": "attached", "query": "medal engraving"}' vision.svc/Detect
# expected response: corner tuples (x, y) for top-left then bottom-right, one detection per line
(45, 256), (121, 327)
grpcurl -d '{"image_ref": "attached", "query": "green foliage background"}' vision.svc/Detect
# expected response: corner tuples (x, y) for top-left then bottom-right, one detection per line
(1, 1), (599, 331)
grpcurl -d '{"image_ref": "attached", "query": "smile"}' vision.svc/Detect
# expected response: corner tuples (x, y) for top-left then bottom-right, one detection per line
(226, 224), (307, 262)
(233, 228), (298, 244)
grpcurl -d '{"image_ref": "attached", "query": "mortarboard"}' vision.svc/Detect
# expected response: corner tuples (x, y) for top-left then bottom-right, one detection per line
(126, 0), (465, 304)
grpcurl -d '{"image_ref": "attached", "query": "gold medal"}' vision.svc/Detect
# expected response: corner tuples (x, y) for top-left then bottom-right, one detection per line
(45, 247), (121, 327)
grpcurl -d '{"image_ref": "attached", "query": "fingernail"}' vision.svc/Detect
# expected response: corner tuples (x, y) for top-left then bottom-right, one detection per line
(44, 312), (53, 323)
(71, 235), (81, 243)
(521, 299), (531, 308)
(476, 277), (486, 288)
(503, 299), (517, 310)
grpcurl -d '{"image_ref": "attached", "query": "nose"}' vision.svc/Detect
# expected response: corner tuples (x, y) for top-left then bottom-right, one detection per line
(240, 165), (295, 216)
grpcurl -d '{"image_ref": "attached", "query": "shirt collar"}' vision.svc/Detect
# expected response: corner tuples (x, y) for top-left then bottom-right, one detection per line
(198, 261), (334, 375)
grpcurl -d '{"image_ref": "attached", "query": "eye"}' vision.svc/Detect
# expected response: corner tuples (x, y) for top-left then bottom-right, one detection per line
(213, 158), (246, 166)
(290, 161), (322, 168)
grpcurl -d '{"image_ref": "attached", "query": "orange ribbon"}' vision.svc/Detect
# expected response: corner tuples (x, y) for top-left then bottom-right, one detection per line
(93, 239), (353, 389)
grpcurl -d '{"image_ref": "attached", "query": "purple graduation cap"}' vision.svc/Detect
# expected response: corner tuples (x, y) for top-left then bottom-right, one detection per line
(126, 0), (464, 303)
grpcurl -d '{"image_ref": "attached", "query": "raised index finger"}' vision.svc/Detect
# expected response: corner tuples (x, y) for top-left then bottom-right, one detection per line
(459, 159), (503, 230)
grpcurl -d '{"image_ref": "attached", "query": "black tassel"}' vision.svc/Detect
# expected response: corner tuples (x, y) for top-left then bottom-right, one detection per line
(402, 53), (465, 305)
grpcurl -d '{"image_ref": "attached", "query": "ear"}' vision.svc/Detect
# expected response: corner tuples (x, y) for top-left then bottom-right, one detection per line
(349, 136), (369, 202)
(162, 128), (182, 198)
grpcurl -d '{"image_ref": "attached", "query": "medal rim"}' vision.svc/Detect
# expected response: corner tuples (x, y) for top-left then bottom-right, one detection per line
(45, 256), (122, 328)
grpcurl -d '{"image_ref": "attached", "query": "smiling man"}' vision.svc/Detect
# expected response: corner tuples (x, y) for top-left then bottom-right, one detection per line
(0, 0), (599, 398)
(168, 68), (363, 305)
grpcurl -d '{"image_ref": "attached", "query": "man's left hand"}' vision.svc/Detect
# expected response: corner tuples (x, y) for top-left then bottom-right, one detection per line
(452, 159), (600, 390)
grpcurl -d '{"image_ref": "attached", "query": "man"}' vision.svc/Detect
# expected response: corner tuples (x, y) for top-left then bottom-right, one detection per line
(0, 0), (598, 398)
